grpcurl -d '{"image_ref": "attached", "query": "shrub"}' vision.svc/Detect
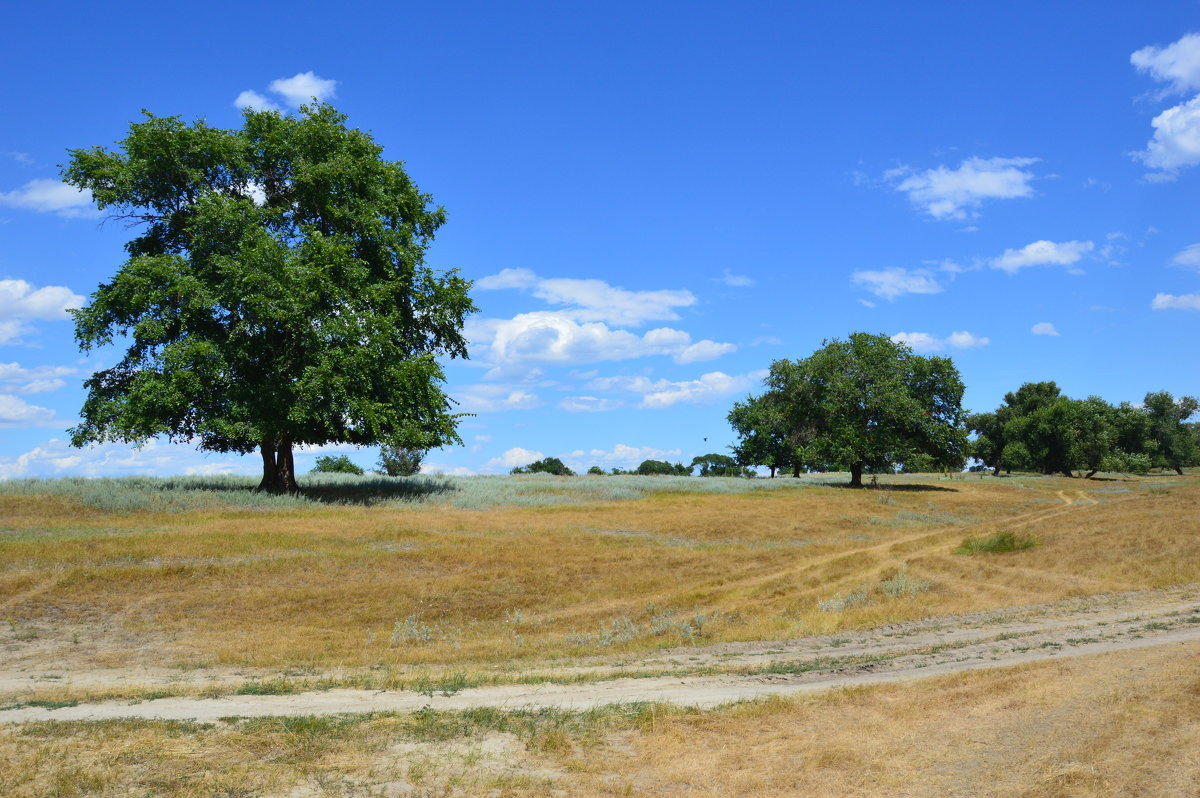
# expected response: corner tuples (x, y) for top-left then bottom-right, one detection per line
(587, 466), (605, 475)
(311, 455), (364, 475)
(376, 445), (424, 476)
(956, 529), (1036, 554)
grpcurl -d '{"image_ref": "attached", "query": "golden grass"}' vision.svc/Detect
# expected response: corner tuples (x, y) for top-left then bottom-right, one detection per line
(1, 640), (1196, 797)
(1, 475), (1197, 675)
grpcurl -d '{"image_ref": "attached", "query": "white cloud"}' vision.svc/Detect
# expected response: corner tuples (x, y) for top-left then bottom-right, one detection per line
(562, 443), (681, 469)
(476, 268), (538, 290)
(472, 311), (733, 371)
(1151, 293), (1200, 311)
(991, 240), (1094, 274)
(268, 71), (338, 106)
(1131, 33), (1200, 94)
(891, 331), (990, 352)
(1171, 243), (1200, 270)
(454, 383), (542, 412)
(851, 267), (943, 300)
(0, 438), (260, 480)
(483, 447), (545, 472)
(887, 156), (1039, 220)
(0, 179), (95, 217)
(558, 396), (623, 412)
(234, 90), (281, 112)
(588, 370), (765, 409)
(718, 270), (755, 287)
(0, 394), (57, 427)
(0, 280), (85, 345)
(474, 269), (696, 326)
(1135, 95), (1200, 176)
(0, 362), (75, 394)
(1031, 322), (1060, 336)
(419, 463), (475, 477)
(675, 339), (737, 364)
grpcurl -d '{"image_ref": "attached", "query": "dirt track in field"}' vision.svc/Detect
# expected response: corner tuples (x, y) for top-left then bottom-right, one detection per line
(3, 584), (1198, 723)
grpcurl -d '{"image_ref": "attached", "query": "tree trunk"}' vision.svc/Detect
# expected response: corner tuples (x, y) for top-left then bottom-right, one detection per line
(992, 466), (1000, 476)
(257, 439), (300, 494)
(768, 464), (777, 478)
(792, 464), (801, 478)
(849, 462), (864, 488)
(1084, 468), (1098, 479)
(1175, 465), (1184, 476)
(1061, 469), (1075, 478)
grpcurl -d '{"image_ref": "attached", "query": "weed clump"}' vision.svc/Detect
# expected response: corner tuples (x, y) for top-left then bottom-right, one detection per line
(956, 529), (1036, 555)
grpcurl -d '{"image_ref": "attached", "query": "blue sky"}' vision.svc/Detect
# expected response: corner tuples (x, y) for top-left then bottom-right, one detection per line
(1, 1), (1198, 478)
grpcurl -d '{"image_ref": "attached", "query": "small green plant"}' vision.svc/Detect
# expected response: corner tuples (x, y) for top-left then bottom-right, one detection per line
(956, 529), (1036, 554)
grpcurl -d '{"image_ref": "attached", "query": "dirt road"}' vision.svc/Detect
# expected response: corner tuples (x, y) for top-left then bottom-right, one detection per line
(3, 585), (1198, 723)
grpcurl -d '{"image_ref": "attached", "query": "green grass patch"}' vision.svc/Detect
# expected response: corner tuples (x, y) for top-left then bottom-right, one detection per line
(955, 529), (1037, 555)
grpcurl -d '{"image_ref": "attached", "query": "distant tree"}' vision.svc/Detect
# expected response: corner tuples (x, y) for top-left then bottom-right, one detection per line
(376, 445), (424, 477)
(690, 453), (752, 477)
(63, 104), (475, 493)
(636, 459), (677, 476)
(586, 465), (605, 475)
(763, 333), (968, 487)
(312, 454), (364, 475)
(512, 457), (574, 476)
(1142, 391), (1200, 474)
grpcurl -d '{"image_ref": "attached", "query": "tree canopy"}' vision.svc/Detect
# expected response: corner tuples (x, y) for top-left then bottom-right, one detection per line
(64, 104), (475, 492)
(744, 332), (968, 487)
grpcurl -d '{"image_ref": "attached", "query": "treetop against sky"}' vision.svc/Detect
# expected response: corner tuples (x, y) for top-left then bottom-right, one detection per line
(0, 2), (1196, 479)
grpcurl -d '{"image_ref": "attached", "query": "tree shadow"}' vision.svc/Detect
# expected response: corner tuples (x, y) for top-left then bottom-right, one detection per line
(298, 477), (459, 506)
(825, 482), (959, 493)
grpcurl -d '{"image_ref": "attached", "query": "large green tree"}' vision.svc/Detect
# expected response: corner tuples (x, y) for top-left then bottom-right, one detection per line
(761, 332), (968, 487)
(1142, 391), (1200, 474)
(64, 104), (475, 492)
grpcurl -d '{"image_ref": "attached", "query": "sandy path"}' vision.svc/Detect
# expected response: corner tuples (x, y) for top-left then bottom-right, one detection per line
(3, 587), (1198, 724)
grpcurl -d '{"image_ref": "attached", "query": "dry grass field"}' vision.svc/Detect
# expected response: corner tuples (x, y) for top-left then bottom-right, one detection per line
(1, 471), (1198, 795)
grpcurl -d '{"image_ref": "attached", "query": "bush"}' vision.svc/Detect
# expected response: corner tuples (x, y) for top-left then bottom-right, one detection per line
(956, 529), (1036, 554)
(636, 459), (691, 476)
(376, 445), (424, 476)
(512, 457), (575, 476)
(311, 454), (364, 475)
(587, 466), (605, 475)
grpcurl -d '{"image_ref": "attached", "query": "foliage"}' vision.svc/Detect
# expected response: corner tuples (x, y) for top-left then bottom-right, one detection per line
(690, 453), (753, 477)
(63, 104), (476, 492)
(376, 445), (424, 477)
(1142, 391), (1200, 474)
(956, 529), (1037, 554)
(586, 466), (605, 475)
(728, 393), (804, 477)
(757, 332), (968, 487)
(511, 457), (575, 476)
(636, 459), (691, 476)
(311, 455), (364, 475)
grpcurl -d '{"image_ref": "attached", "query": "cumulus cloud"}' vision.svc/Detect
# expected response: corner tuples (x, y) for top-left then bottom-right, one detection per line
(0, 437), (263, 480)
(886, 156), (1039, 220)
(851, 267), (943, 300)
(0, 362), (75, 394)
(891, 331), (990, 352)
(482, 447), (545, 472)
(234, 71), (337, 112)
(0, 280), (86, 345)
(471, 311), (733, 371)
(1031, 322), (1060, 336)
(0, 394), (57, 427)
(454, 383), (542, 412)
(419, 463), (475, 476)
(1131, 33), (1200, 94)
(991, 240), (1094, 274)
(1171, 243), (1200, 270)
(1151, 293), (1200, 311)
(234, 90), (281, 112)
(1132, 34), (1200, 178)
(0, 179), (95, 217)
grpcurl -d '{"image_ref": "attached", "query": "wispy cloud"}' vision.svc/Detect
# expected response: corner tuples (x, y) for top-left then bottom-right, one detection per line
(1031, 322), (1060, 336)
(991, 240), (1094, 274)
(851, 267), (943, 300)
(1171, 243), (1200, 270)
(717, 270), (755, 287)
(1151, 293), (1200, 311)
